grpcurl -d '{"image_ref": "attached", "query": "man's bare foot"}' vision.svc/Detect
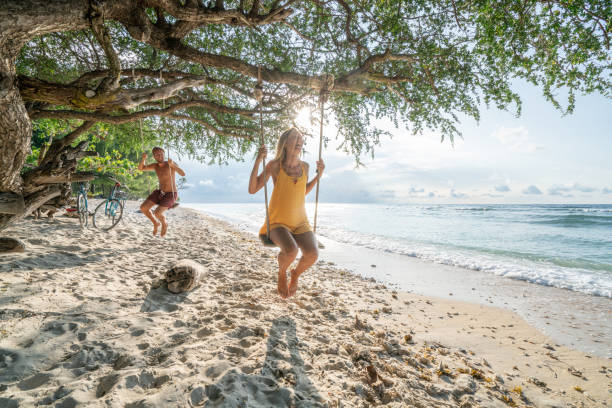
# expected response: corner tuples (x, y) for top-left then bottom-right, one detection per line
(288, 269), (301, 297)
(152, 221), (161, 236)
(160, 221), (168, 237)
(277, 270), (289, 298)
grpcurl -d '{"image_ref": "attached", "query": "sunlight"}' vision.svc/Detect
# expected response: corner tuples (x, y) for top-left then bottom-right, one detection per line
(294, 106), (313, 130)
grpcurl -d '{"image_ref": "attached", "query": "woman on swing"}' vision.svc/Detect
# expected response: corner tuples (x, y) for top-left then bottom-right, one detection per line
(248, 128), (325, 298)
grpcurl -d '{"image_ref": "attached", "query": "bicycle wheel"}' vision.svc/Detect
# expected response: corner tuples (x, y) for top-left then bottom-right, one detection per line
(93, 199), (124, 231)
(77, 193), (88, 228)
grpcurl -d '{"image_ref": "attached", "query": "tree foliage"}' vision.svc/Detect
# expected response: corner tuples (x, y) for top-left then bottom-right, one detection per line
(0, 0), (609, 230)
(12, 0), (609, 163)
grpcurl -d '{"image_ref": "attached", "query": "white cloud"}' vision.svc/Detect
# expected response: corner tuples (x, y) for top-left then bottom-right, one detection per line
(523, 185), (542, 195)
(493, 126), (540, 153)
(409, 186), (425, 194)
(495, 185), (510, 192)
(548, 182), (597, 195)
(198, 179), (215, 187)
(450, 189), (468, 199)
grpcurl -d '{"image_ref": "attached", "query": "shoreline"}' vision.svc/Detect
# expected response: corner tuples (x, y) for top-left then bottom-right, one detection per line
(0, 203), (610, 407)
(317, 238), (612, 360)
(185, 202), (612, 360)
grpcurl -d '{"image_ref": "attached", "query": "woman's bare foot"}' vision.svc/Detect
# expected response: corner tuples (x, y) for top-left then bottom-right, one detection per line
(288, 269), (301, 297)
(160, 221), (168, 237)
(277, 270), (289, 298)
(152, 221), (161, 236)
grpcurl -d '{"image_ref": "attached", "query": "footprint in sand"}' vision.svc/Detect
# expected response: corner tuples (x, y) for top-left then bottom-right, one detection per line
(125, 370), (171, 390)
(0, 398), (19, 408)
(38, 385), (72, 406)
(17, 372), (51, 390)
(43, 322), (78, 335)
(96, 373), (120, 398)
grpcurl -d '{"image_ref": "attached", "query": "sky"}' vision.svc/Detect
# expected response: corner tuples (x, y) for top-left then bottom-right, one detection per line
(177, 81), (612, 204)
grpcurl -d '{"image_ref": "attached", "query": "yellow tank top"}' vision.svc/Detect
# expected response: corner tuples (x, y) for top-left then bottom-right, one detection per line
(259, 163), (312, 235)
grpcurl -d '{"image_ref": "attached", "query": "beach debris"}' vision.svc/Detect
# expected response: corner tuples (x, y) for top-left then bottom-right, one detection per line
(419, 356), (430, 365)
(354, 315), (372, 331)
(370, 264), (376, 268)
(501, 393), (517, 407)
(573, 385), (584, 393)
(404, 334), (413, 343)
(567, 367), (582, 377)
(482, 358), (491, 367)
(436, 361), (455, 377)
(366, 365), (378, 384)
(528, 377), (547, 388)
(165, 259), (207, 293)
(352, 349), (372, 364)
(546, 352), (559, 360)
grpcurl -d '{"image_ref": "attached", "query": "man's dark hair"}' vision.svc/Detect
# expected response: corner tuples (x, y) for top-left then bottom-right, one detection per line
(152, 147), (164, 154)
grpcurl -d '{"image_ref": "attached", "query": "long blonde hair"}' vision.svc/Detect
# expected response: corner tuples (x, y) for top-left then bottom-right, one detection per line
(274, 128), (301, 162)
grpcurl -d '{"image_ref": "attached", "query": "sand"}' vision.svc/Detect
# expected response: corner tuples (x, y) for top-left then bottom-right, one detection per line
(0, 202), (610, 407)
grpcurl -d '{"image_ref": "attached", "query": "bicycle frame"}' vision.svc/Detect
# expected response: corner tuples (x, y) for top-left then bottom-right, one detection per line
(104, 183), (121, 216)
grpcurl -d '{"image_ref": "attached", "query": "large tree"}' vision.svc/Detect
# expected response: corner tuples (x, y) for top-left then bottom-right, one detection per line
(0, 0), (609, 231)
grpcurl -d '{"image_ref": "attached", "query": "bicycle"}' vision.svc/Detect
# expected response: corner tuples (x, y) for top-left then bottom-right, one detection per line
(76, 182), (89, 228)
(92, 181), (126, 231)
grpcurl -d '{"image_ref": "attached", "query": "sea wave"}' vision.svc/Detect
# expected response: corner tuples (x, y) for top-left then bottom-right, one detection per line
(185, 202), (612, 299)
(319, 227), (612, 298)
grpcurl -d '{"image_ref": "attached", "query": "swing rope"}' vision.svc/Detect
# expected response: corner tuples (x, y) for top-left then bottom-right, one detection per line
(255, 66), (272, 245)
(159, 69), (177, 203)
(138, 117), (152, 194)
(313, 74), (334, 235)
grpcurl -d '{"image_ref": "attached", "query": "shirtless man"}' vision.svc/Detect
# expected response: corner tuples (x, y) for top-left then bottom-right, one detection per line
(138, 147), (186, 237)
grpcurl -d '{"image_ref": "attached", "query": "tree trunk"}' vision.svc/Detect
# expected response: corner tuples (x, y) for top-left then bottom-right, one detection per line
(0, 45), (31, 194)
(0, 1), (94, 232)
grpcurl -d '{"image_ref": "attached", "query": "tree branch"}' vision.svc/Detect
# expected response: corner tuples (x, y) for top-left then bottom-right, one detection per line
(168, 114), (253, 139)
(89, 15), (121, 92)
(31, 99), (281, 123)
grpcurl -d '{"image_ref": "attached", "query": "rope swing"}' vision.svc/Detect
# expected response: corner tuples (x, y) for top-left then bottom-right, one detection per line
(159, 69), (177, 207)
(255, 67), (274, 247)
(313, 86), (328, 235)
(256, 70), (333, 248)
(312, 74), (333, 248)
(138, 117), (152, 195)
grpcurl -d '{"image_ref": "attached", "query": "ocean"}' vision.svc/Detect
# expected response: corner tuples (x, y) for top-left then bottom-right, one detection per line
(184, 202), (612, 299)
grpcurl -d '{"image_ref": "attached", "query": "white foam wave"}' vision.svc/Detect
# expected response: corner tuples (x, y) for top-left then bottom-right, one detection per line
(319, 226), (612, 298)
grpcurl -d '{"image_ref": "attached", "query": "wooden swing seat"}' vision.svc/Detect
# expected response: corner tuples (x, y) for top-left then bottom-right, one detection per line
(259, 234), (277, 247)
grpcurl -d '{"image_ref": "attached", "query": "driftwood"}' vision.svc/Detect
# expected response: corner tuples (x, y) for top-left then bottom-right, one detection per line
(34, 171), (95, 185)
(0, 237), (25, 253)
(0, 192), (25, 215)
(165, 259), (207, 294)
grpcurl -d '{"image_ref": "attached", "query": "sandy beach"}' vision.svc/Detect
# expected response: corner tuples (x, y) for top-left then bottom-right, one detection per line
(1, 203), (610, 407)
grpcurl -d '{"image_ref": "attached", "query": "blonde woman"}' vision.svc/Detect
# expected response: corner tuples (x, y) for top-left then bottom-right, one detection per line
(248, 128), (325, 298)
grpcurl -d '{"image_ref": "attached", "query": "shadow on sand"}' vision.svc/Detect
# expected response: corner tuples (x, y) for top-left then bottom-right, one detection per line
(201, 316), (325, 407)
